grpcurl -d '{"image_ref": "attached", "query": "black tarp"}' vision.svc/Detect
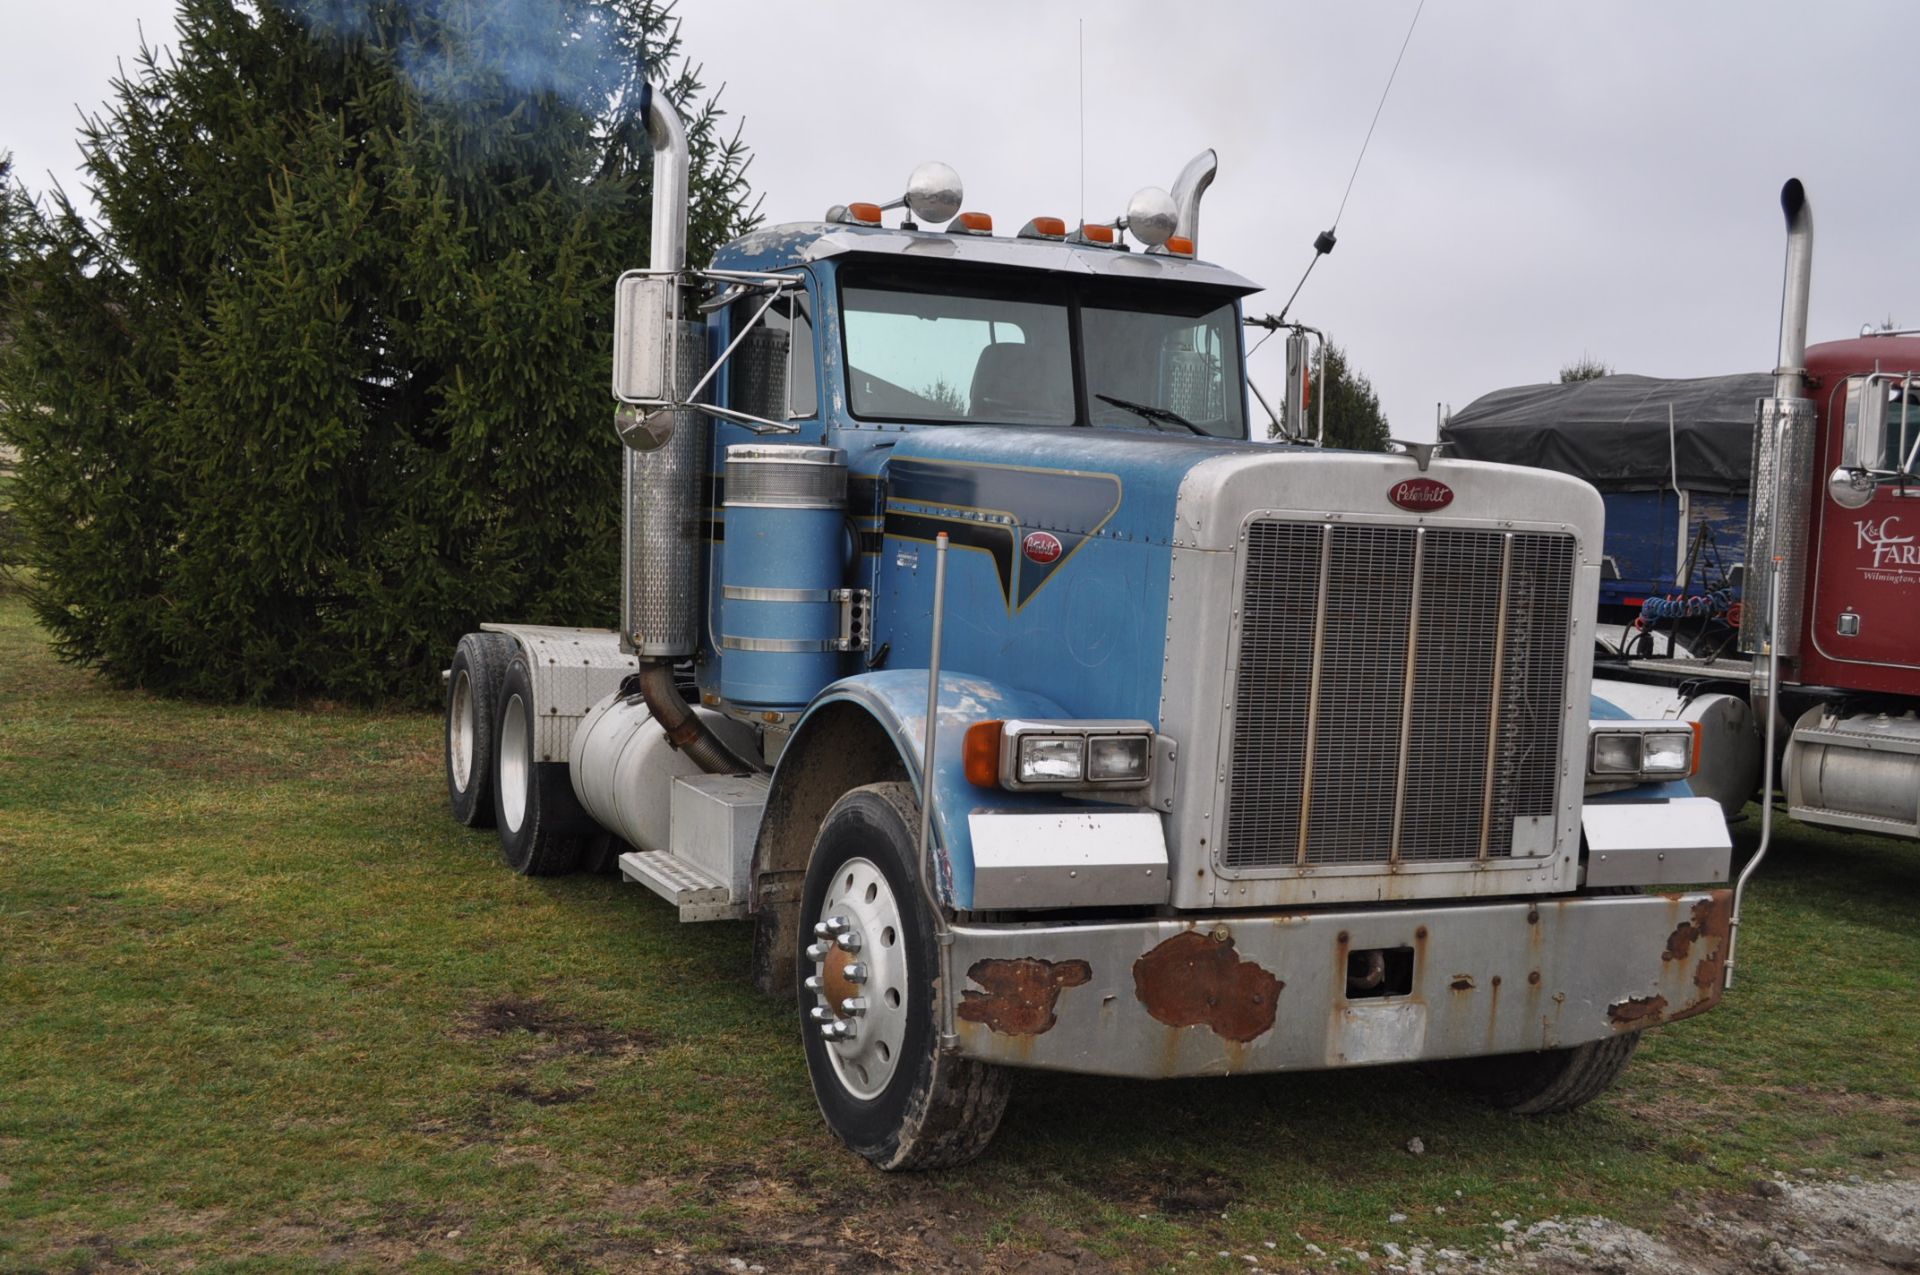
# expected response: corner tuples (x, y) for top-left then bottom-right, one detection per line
(1441, 372), (1771, 493)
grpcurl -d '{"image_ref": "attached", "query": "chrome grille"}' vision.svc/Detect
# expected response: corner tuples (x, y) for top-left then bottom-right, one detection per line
(1222, 521), (1575, 870)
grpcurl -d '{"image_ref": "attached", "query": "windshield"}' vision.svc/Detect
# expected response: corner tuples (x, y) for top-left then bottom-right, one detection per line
(840, 269), (1246, 438)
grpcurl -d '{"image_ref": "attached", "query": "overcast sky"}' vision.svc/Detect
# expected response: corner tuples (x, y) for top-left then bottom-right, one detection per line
(4, 1), (1915, 440)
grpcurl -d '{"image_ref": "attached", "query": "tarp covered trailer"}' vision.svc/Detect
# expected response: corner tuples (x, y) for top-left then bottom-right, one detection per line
(1443, 373), (1768, 622)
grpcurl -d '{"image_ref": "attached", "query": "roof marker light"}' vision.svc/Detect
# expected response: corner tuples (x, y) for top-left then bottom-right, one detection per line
(1074, 223), (1117, 246)
(846, 202), (884, 226)
(948, 211), (993, 235)
(1163, 235), (1195, 257)
(1018, 217), (1067, 240)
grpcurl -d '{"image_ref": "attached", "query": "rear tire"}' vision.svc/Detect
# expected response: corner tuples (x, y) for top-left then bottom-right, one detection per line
(1429, 1033), (1641, 1115)
(445, 632), (515, 828)
(799, 782), (1010, 1170)
(492, 656), (585, 877)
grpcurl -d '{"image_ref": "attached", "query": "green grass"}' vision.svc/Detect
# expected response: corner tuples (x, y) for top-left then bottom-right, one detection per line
(2, 589), (1916, 1272)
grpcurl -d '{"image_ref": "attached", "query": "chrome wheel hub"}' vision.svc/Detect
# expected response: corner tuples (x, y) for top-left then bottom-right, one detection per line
(499, 693), (528, 832)
(807, 856), (907, 1099)
(449, 668), (476, 793)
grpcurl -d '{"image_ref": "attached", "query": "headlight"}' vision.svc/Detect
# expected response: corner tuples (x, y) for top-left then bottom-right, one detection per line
(1017, 735), (1085, 784)
(1587, 722), (1697, 782)
(1087, 735), (1150, 782)
(1591, 734), (1643, 774)
(964, 719), (1158, 790)
(1640, 732), (1692, 775)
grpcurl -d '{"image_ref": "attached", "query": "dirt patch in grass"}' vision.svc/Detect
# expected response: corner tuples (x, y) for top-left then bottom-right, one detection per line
(1071, 1161), (1241, 1216)
(462, 995), (659, 1059)
(496, 1079), (596, 1107)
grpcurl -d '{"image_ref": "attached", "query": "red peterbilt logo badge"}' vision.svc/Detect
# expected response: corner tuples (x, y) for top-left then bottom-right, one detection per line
(1388, 478), (1454, 511)
(1022, 530), (1063, 564)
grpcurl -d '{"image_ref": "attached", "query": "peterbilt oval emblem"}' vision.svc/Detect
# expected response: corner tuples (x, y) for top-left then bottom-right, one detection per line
(1022, 530), (1063, 564)
(1389, 477), (1454, 511)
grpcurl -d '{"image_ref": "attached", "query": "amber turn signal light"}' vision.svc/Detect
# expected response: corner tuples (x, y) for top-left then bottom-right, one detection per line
(963, 720), (1004, 787)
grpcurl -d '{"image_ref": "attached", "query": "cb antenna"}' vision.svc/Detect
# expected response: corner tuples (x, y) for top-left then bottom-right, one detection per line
(1078, 18), (1086, 230)
(1274, 0), (1426, 325)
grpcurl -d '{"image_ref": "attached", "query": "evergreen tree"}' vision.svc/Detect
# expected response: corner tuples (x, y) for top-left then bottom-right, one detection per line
(1317, 342), (1391, 451)
(0, 0), (756, 701)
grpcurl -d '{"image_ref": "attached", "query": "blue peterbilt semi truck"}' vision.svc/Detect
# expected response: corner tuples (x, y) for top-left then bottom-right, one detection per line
(440, 87), (1738, 1169)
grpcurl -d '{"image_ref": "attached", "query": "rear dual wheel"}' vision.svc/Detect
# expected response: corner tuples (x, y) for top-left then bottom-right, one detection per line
(445, 632), (515, 828)
(798, 782), (1009, 1170)
(490, 655), (586, 877)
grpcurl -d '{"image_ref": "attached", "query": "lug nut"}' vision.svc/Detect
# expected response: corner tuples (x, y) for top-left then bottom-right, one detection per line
(803, 973), (826, 994)
(808, 1005), (835, 1025)
(834, 932), (862, 953)
(839, 997), (869, 1017)
(822, 1020), (855, 1041)
(821, 915), (851, 936)
(843, 962), (869, 985)
(804, 940), (833, 962)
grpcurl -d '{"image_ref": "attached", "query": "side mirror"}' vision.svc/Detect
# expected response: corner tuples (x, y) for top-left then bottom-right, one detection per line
(613, 274), (675, 404)
(1828, 466), (1874, 509)
(1847, 376), (1888, 470)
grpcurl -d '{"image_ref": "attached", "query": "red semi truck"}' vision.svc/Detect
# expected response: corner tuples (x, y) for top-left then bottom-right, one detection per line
(1578, 184), (1920, 840)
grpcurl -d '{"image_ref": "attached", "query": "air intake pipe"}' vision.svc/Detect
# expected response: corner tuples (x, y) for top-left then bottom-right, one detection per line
(1738, 180), (1816, 664)
(1169, 149), (1217, 254)
(626, 83), (762, 776)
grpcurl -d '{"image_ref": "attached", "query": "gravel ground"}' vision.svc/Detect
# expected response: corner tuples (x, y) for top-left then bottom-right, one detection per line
(1382, 1175), (1920, 1275)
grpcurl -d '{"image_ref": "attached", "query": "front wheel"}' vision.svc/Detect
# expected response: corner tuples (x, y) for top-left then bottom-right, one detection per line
(1428, 1033), (1641, 1115)
(798, 782), (1009, 1170)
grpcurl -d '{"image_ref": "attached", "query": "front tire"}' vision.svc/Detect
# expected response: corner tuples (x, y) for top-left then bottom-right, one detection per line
(491, 656), (585, 877)
(446, 632), (515, 828)
(1429, 1033), (1641, 1115)
(799, 782), (1009, 1170)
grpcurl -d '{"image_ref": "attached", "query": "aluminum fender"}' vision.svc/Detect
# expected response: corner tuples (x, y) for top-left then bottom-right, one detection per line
(1583, 796), (1730, 886)
(945, 889), (1731, 1078)
(787, 671), (1100, 908)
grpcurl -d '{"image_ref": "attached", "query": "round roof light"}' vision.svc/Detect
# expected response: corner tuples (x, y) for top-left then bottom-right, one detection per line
(906, 162), (964, 225)
(1125, 186), (1178, 248)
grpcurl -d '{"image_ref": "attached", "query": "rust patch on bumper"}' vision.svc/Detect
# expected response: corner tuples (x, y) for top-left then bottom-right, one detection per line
(1133, 931), (1282, 1043)
(957, 957), (1091, 1036)
(1608, 993), (1669, 1030)
(1663, 892), (1734, 992)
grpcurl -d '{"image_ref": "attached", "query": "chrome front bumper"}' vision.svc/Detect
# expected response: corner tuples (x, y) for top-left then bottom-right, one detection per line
(946, 889), (1730, 1078)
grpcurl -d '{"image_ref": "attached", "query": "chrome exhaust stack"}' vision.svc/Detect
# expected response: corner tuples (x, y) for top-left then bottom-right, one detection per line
(1727, 179), (1816, 991)
(616, 85), (760, 775)
(1738, 180), (1817, 664)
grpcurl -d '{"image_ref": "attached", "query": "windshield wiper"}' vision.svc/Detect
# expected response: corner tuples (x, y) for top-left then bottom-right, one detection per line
(1095, 393), (1207, 436)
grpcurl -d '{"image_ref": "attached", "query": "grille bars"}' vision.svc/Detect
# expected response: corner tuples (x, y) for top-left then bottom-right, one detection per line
(1387, 528), (1427, 863)
(1226, 521), (1571, 871)
(1478, 533), (1515, 860)
(1294, 524), (1335, 867)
